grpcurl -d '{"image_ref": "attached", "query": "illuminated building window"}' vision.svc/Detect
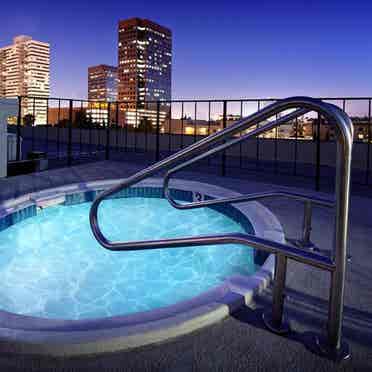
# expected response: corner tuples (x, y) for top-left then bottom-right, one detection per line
(185, 126), (195, 135)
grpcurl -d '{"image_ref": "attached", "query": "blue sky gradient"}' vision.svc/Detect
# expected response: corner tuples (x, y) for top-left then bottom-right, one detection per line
(1, 0), (371, 100)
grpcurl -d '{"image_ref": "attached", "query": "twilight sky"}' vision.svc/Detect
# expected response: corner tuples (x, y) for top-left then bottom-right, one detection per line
(1, 0), (372, 101)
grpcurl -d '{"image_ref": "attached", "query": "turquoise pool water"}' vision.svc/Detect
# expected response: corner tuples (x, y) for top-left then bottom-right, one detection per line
(0, 197), (255, 320)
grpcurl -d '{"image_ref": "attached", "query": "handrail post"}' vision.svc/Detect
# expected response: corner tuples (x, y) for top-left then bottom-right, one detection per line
(302, 201), (313, 248)
(292, 200), (315, 250)
(314, 116), (352, 361)
(263, 254), (290, 334)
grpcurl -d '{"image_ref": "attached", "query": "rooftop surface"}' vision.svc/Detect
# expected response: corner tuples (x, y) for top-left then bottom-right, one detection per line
(0, 161), (371, 371)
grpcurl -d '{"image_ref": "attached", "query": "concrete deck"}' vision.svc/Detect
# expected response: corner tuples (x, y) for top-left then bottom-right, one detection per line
(0, 160), (371, 371)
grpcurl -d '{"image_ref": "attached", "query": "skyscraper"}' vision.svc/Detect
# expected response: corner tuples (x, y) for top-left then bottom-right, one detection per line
(118, 18), (172, 126)
(87, 64), (118, 124)
(0, 35), (50, 124)
(88, 64), (118, 102)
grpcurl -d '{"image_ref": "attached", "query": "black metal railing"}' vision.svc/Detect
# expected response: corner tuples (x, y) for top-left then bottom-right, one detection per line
(8, 95), (372, 191)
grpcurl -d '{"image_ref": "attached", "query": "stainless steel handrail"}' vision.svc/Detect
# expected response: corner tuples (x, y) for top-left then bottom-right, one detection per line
(164, 189), (334, 210)
(89, 97), (353, 361)
(162, 116), (334, 249)
(163, 186), (333, 249)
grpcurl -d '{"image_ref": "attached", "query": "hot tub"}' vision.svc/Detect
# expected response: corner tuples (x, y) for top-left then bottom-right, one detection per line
(0, 179), (282, 356)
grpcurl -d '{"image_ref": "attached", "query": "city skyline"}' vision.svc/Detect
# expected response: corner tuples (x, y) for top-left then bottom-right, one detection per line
(1, 0), (371, 103)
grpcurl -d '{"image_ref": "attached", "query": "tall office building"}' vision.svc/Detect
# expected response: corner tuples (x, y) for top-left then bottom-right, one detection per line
(88, 64), (118, 102)
(118, 18), (172, 126)
(87, 64), (118, 124)
(0, 35), (50, 124)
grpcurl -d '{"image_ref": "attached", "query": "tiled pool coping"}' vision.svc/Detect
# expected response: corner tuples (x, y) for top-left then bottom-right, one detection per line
(0, 178), (283, 356)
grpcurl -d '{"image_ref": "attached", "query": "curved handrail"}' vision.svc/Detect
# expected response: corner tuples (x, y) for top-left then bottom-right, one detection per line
(162, 111), (335, 210)
(89, 96), (353, 357)
(164, 189), (334, 210)
(89, 97), (351, 251)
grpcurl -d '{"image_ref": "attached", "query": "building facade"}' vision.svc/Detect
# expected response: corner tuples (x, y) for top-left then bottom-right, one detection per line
(88, 64), (118, 102)
(118, 18), (172, 126)
(0, 35), (50, 124)
(87, 64), (118, 124)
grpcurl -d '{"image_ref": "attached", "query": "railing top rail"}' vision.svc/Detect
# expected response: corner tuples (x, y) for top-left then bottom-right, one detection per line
(18, 95), (372, 104)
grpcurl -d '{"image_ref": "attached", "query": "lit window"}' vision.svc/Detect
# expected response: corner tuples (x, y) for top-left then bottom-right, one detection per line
(185, 126), (195, 135)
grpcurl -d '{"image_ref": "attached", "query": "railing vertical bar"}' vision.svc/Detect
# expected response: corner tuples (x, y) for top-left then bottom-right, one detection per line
(67, 100), (73, 166)
(221, 100), (227, 176)
(79, 101), (83, 156)
(274, 113), (278, 174)
(315, 112), (321, 191)
(207, 101), (211, 166)
(88, 107), (92, 156)
(57, 99), (61, 159)
(97, 102), (101, 155)
(156, 101), (160, 161)
(366, 99), (371, 185)
(115, 102), (119, 152)
(31, 97), (36, 151)
(144, 106), (148, 153)
(256, 100), (260, 170)
(294, 116), (298, 176)
(134, 103), (138, 153)
(45, 98), (49, 155)
(181, 102), (184, 149)
(239, 100), (243, 169)
(16, 96), (22, 161)
(194, 101), (197, 143)
(105, 102), (111, 160)
(168, 103), (172, 154)
(124, 104), (128, 152)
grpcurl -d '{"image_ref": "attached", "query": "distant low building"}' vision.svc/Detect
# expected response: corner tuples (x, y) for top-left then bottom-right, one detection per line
(48, 107), (87, 126)
(163, 118), (221, 135)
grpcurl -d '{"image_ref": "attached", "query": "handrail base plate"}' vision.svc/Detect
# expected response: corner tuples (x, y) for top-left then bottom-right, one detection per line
(262, 311), (291, 335)
(306, 334), (351, 362)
